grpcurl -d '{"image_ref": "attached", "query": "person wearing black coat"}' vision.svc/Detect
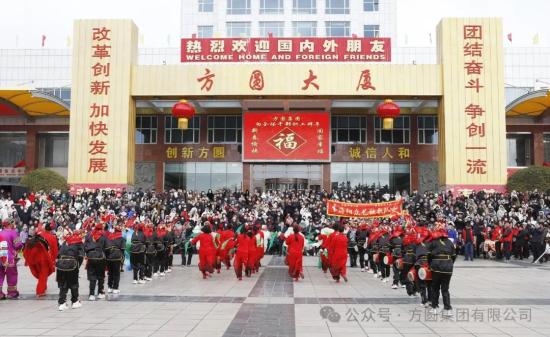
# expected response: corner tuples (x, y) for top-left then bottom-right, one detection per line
(347, 225), (358, 268)
(105, 224), (126, 294)
(356, 224), (369, 271)
(130, 224), (147, 283)
(57, 231), (85, 311)
(84, 223), (107, 300)
(428, 229), (456, 317)
(377, 230), (391, 282)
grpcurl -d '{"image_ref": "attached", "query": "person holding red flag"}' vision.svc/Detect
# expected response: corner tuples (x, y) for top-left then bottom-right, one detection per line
(285, 224), (305, 281)
(191, 223), (216, 279)
(329, 224), (349, 283)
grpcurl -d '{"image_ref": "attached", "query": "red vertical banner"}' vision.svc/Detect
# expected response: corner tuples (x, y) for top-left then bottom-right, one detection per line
(243, 112), (330, 162)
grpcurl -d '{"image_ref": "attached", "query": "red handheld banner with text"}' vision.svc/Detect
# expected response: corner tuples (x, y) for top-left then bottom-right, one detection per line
(326, 199), (403, 219)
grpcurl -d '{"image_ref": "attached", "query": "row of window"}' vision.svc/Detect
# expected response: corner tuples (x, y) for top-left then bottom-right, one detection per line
(198, 22), (379, 38)
(199, 0), (379, 15)
(136, 115), (438, 145)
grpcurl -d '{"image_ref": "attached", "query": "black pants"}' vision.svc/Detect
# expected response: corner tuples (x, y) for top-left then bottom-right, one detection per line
(348, 247), (358, 267)
(431, 271), (452, 310)
(168, 252), (173, 268)
(474, 235), (484, 257)
(531, 242), (543, 262)
(368, 252), (378, 273)
(495, 241), (502, 259)
(131, 252), (145, 281)
(145, 253), (155, 277)
(153, 250), (167, 274)
(358, 246), (367, 269)
(87, 259), (105, 296)
(378, 253), (390, 278)
(392, 264), (401, 285)
(57, 269), (79, 305)
(415, 265), (432, 305)
(107, 260), (121, 290)
(503, 242), (512, 260)
(402, 263), (416, 295)
(182, 246), (194, 266)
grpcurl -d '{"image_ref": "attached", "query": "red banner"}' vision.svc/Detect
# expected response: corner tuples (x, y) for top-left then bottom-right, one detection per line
(326, 199), (403, 218)
(243, 112), (330, 162)
(181, 37), (391, 63)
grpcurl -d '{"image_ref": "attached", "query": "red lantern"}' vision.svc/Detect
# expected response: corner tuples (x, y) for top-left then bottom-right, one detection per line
(171, 99), (196, 129)
(376, 99), (400, 130)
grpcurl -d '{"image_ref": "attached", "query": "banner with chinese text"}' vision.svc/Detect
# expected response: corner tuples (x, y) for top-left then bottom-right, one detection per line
(243, 112), (330, 162)
(327, 199), (403, 218)
(181, 37), (391, 63)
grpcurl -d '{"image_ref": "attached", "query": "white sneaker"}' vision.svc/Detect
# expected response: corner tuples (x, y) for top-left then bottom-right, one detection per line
(113, 289), (120, 294)
(361, 268), (365, 272)
(58, 302), (70, 311)
(391, 284), (398, 289)
(373, 274), (379, 279)
(160, 272), (166, 277)
(424, 303), (431, 308)
(382, 278), (389, 283)
(88, 295), (96, 301)
(138, 280), (146, 284)
(401, 284), (406, 288)
(153, 272), (159, 277)
(107, 288), (113, 293)
(71, 300), (82, 309)
(367, 269), (373, 274)
(145, 277), (152, 281)
(442, 309), (453, 317)
(429, 308), (438, 315)
(97, 293), (105, 300)
(133, 280), (138, 284)
(166, 269), (172, 273)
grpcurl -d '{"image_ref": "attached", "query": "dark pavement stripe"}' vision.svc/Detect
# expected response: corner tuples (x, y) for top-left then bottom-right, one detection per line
(223, 303), (295, 337)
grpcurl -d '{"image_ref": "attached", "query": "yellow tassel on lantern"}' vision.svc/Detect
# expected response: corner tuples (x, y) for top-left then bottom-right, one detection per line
(178, 118), (189, 129)
(383, 118), (394, 130)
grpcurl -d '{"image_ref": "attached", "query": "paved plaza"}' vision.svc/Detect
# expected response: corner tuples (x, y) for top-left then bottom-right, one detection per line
(1, 256), (549, 337)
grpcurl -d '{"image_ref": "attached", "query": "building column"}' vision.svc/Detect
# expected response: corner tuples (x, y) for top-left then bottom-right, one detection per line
(323, 163), (331, 192)
(25, 129), (38, 172)
(533, 131), (544, 166)
(243, 163), (250, 192)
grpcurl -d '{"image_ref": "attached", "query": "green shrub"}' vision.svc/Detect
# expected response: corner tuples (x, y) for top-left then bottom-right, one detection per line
(20, 168), (68, 193)
(507, 166), (550, 192)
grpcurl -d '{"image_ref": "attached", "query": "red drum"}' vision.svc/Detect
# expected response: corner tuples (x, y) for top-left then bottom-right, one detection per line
(407, 267), (417, 282)
(418, 265), (432, 281)
(383, 253), (393, 266)
(373, 253), (380, 264)
(395, 258), (403, 270)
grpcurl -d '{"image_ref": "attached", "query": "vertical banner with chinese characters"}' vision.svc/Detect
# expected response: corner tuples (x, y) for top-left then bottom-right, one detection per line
(68, 20), (138, 190)
(437, 18), (506, 192)
(243, 112), (330, 162)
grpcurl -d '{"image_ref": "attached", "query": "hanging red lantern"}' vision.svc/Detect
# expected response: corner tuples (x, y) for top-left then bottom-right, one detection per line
(171, 99), (196, 129)
(376, 99), (401, 130)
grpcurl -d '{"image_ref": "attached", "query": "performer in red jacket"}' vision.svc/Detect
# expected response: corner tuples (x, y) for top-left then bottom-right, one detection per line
(191, 223), (216, 279)
(285, 225), (305, 281)
(329, 224), (349, 283)
(23, 224), (58, 297)
(217, 224), (235, 272)
(254, 225), (265, 273)
(233, 228), (250, 280)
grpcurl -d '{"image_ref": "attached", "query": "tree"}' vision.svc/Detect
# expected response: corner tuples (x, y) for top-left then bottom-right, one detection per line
(507, 166), (550, 193)
(20, 168), (68, 193)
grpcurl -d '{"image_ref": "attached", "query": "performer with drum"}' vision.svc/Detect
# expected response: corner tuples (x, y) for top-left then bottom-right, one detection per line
(428, 227), (456, 317)
(414, 227), (432, 308)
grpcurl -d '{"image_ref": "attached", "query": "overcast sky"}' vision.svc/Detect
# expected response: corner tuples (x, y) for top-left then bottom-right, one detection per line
(1, 0), (548, 48)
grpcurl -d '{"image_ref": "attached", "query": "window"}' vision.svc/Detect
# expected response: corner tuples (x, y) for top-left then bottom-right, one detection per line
(363, 25), (380, 38)
(0, 133), (25, 168)
(197, 25), (214, 38)
(39, 133), (69, 167)
(165, 116), (200, 144)
(259, 22), (285, 37)
(363, 0), (379, 11)
(375, 116), (410, 144)
(198, 0), (214, 12)
(165, 162), (242, 191)
(227, 0), (250, 14)
(507, 133), (532, 167)
(325, 21), (350, 37)
(331, 116), (367, 143)
(136, 116), (158, 144)
(326, 0), (349, 14)
(331, 163), (410, 192)
(545, 134), (550, 163)
(226, 22), (251, 37)
(207, 116), (242, 143)
(293, 0), (316, 14)
(292, 21), (317, 37)
(417, 116), (438, 144)
(260, 0), (283, 14)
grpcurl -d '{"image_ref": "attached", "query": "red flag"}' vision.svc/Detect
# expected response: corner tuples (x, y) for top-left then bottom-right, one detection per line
(507, 33), (512, 42)
(13, 160), (25, 168)
(41, 35), (46, 47)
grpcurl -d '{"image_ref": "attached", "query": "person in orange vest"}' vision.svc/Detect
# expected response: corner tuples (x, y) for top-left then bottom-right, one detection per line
(191, 223), (216, 279)
(328, 224), (349, 283)
(285, 224), (305, 282)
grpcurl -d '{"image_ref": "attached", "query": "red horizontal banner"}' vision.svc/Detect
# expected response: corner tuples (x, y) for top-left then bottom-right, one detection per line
(243, 112), (330, 162)
(327, 199), (403, 218)
(181, 37), (391, 63)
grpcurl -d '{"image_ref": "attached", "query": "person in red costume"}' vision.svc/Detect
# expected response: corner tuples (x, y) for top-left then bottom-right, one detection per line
(285, 224), (305, 282)
(191, 223), (216, 279)
(23, 223), (58, 297)
(254, 225), (265, 273)
(217, 224), (235, 272)
(329, 224), (349, 282)
(233, 226), (250, 280)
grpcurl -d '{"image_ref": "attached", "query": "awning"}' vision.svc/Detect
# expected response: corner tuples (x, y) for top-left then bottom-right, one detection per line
(506, 89), (550, 117)
(0, 89), (69, 117)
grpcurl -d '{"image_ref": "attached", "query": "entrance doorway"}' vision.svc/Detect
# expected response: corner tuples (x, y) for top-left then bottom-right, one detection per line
(250, 164), (322, 192)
